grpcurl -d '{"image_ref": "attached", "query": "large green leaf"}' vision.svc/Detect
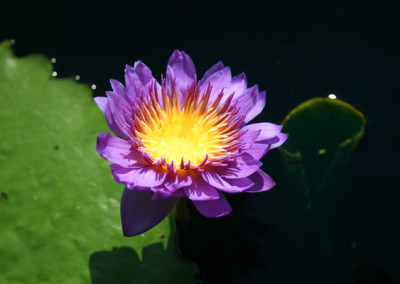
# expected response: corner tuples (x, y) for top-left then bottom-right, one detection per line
(0, 41), (196, 283)
(280, 97), (365, 211)
(278, 97), (366, 281)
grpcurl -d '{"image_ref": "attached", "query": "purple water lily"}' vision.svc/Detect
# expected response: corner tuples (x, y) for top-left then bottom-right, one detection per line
(95, 50), (288, 236)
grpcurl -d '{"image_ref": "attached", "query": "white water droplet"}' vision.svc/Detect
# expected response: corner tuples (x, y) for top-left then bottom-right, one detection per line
(328, 94), (337, 99)
(91, 84), (97, 90)
(10, 39), (15, 46)
(50, 57), (57, 64)
(75, 75), (80, 81)
(52, 71), (58, 77)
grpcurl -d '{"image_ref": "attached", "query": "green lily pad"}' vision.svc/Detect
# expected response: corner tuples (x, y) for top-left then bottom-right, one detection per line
(0, 40), (196, 284)
(280, 97), (366, 210)
(278, 97), (366, 280)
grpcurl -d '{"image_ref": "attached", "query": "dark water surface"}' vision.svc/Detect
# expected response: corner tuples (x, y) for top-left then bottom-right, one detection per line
(2, 1), (399, 283)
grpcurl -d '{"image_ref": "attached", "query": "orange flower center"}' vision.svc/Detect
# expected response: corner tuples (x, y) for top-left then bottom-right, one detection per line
(133, 84), (243, 169)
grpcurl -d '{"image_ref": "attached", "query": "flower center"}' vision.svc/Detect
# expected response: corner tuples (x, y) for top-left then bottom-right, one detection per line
(144, 112), (210, 165)
(133, 83), (244, 170)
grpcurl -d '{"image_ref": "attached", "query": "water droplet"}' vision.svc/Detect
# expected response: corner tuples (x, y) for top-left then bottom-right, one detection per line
(50, 57), (56, 64)
(328, 94), (337, 99)
(75, 75), (80, 81)
(51, 71), (57, 77)
(91, 84), (97, 90)
(10, 39), (15, 46)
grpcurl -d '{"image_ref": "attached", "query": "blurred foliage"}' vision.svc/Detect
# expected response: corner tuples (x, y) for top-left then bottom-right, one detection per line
(0, 40), (196, 284)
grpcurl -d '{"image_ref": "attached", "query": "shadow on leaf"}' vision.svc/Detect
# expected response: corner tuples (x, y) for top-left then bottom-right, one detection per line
(89, 217), (197, 284)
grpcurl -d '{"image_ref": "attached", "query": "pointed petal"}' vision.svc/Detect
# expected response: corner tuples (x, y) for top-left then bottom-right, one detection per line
(200, 61), (225, 83)
(245, 170), (275, 193)
(241, 123), (288, 155)
(150, 187), (185, 200)
(110, 164), (135, 187)
(110, 164), (167, 187)
(110, 79), (126, 99)
(121, 188), (178, 236)
(96, 133), (147, 168)
(242, 122), (283, 141)
(192, 191), (232, 217)
(244, 90), (266, 123)
(124, 61), (159, 101)
(240, 128), (261, 149)
(199, 62), (248, 103)
(199, 66), (232, 101)
(129, 166), (167, 187)
(94, 97), (127, 138)
(268, 133), (289, 149)
(232, 85), (266, 123)
(184, 174), (219, 201)
(223, 72), (247, 100)
(164, 172), (193, 191)
(166, 50), (196, 101)
(106, 91), (132, 139)
(215, 153), (262, 179)
(200, 169), (254, 193)
(243, 143), (271, 160)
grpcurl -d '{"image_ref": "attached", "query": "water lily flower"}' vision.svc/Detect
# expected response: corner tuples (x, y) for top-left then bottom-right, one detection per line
(95, 50), (288, 236)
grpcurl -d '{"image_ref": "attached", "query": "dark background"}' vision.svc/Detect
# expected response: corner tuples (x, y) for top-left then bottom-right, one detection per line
(2, 1), (399, 283)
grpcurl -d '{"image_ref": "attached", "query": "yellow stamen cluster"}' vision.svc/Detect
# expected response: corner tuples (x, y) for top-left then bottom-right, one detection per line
(132, 83), (244, 170)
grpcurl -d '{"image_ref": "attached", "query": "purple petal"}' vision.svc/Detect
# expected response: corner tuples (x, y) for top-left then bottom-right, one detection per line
(94, 97), (127, 139)
(245, 169), (275, 193)
(164, 172), (192, 191)
(110, 164), (135, 187)
(199, 66), (232, 101)
(241, 123), (288, 154)
(267, 133), (289, 149)
(200, 61), (225, 83)
(242, 122), (283, 141)
(240, 122), (287, 158)
(232, 85), (266, 123)
(96, 133), (147, 168)
(215, 153), (262, 179)
(192, 191), (232, 217)
(106, 91), (132, 139)
(124, 61), (159, 101)
(223, 72), (247, 100)
(110, 79), (126, 99)
(244, 90), (266, 123)
(166, 50), (196, 101)
(151, 187), (185, 200)
(200, 64), (248, 106)
(121, 188), (178, 236)
(243, 143), (271, 160)
(200, 169), (254, 193)
(184, 174), (219, 201)
(240, 128), (261, 149)
(110, 164), (167, 187)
